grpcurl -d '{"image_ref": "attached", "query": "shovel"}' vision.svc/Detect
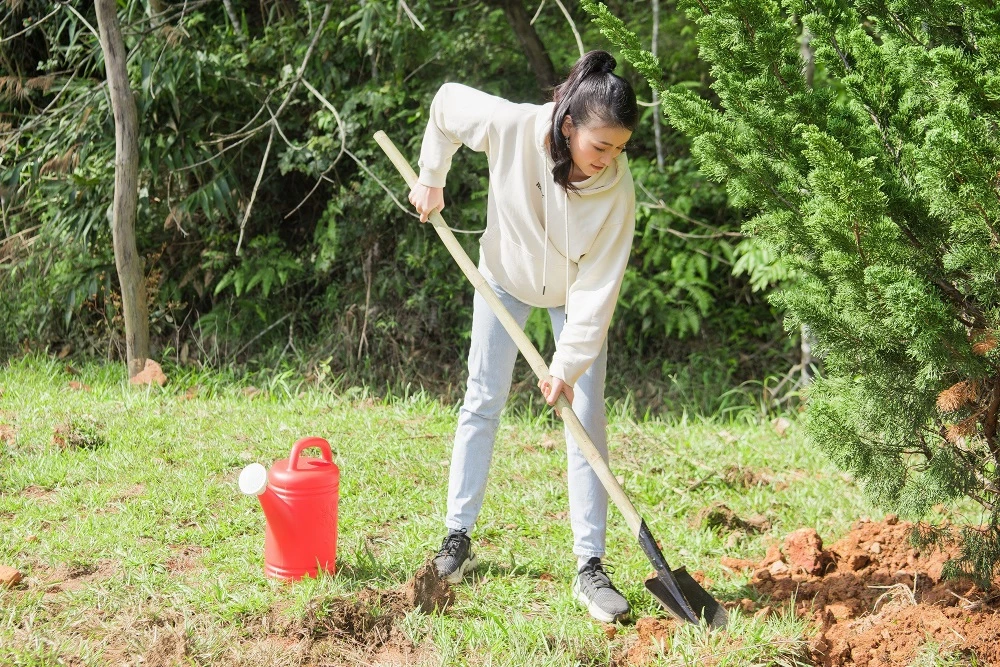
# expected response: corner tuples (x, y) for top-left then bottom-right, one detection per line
(373, 131), (728, 629)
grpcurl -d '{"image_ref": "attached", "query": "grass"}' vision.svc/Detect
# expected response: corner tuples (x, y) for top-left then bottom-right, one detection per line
(0, 354), (897, 665)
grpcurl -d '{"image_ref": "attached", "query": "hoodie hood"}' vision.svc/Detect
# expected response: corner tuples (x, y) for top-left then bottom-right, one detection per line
(533, 102), (628, 196)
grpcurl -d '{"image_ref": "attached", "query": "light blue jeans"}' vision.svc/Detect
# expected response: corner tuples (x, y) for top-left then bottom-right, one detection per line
(445, 276), (610, 558)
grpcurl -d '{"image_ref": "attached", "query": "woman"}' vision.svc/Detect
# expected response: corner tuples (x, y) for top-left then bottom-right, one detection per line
(408, 50), (638, 623)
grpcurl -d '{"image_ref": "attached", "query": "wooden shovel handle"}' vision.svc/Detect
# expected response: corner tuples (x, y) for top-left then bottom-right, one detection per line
(373, 131), (643, 537)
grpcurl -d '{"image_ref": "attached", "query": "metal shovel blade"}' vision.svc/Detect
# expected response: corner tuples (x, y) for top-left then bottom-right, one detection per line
(637, 520), (729, 629)
(645, 570), (729, 629)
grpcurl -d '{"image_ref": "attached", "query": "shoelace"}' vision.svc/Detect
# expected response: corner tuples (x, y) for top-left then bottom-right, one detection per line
(440, 529), (468, 557)
(581, 561), (617, 589)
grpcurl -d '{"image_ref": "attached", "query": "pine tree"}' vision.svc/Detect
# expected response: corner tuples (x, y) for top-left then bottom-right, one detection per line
(584, 0), (1000, 585)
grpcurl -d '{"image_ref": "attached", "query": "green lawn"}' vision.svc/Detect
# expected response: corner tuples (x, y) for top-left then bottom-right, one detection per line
(1, 356), (880, 666)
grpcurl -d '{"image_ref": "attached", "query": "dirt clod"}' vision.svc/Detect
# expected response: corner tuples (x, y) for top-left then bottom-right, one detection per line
(130, 359), (168, 386)
(0, 565), (22, 588)
(783, 527), (829, 575)
(402, 562), (455, 613)
(720, 556), (756, 572)
(771, 416), (791, 436)
(619, 617), (678, 666)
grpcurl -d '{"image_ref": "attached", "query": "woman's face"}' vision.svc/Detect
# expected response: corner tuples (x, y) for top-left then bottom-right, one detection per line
(561, 116), (632, 180)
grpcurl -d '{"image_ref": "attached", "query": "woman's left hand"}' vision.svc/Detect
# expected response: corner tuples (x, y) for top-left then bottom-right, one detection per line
(538, 375), (574, 416)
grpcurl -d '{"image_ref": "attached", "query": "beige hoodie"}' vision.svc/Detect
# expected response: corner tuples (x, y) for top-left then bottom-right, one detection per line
(417, 83), (635, 385)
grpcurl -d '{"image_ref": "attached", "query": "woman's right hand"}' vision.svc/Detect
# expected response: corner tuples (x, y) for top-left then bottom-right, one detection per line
(408, 183), (445, 223)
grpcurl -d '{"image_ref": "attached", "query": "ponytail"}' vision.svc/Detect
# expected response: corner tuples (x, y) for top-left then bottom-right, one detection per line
(549, 50), (638, 192)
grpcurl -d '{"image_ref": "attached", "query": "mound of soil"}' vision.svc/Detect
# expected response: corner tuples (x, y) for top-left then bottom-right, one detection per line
(300, 562), (453, 665)
(403, 561), (455, 614)
(738, 517), (1000, 666)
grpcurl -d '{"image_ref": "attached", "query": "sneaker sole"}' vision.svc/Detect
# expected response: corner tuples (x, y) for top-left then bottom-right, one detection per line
(441, 553), (478, 584)
(573, 577), (629, 624)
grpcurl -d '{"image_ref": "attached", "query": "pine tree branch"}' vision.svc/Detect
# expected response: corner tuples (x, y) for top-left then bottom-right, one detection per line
(886, 12), (926, 48)
(968, 489), (995, 513)
(971, 203), (1000, 247)
(829, 34), (851, 72)
(852, 222), (867, 265)
(771, 63), (792, 95)
(930, 277), (987, 330)
(763, 179), (804, 218)
(916, 431), (933, 460)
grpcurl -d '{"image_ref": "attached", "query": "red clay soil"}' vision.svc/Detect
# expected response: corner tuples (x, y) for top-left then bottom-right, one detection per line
(726, 516), (1000, 666)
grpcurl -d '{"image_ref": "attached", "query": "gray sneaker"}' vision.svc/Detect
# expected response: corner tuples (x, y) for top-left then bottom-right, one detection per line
(433, 528), (478, 584)
(573, 557), (631, 623)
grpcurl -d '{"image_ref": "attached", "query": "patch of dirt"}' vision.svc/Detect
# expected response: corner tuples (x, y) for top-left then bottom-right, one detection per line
(0, 422), (15, 444)
(52, 414), (106, 450)
(721, 465), (776, 489)
(609, 515), (1000, 667)
(129, 359), (168, 387)
(299, 562), (450, 665)
(164, 545), (206, 573)
(615, 518), (1000, 666)
(693, 502), (771, 534)
(739, 517), (1000, 665)
(20, 484), (57, 501)
(143, 626), (187, 667)
(616, 617), (679, 665)
(43, 559), (118, 594)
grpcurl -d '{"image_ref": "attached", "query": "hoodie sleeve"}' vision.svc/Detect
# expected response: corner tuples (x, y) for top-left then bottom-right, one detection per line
(548, 192), (636, 386)
(417, 83), (504, 188)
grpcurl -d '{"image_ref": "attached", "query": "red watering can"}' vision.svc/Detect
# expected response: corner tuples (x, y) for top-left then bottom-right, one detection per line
(239, 437), (340, 580)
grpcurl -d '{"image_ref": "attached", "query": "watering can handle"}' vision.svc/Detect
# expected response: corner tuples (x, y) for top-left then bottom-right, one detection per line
(287, 437), (334, 471)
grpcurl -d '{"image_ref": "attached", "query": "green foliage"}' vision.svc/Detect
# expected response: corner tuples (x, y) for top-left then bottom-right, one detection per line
(587, 0), (1000, 583)
(621, 157), (736, 342)
(1, 0), (789, 410)
(214, 237), (304, 299)
(733, 238), (797, 293)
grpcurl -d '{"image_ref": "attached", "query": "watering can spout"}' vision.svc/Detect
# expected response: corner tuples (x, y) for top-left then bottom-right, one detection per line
(239, 463), (294, 545)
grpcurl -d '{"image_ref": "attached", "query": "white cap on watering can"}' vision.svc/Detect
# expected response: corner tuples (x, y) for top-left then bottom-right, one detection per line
(239, 463), (268, 496)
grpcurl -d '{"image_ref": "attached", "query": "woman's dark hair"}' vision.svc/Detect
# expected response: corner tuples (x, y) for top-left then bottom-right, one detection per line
(549, 50), (638, 192)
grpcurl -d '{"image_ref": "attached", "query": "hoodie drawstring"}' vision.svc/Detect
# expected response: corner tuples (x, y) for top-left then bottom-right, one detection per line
(564, 190), (569, 323)
(542, 178), (549, 297)
(541, 175), (570, 322)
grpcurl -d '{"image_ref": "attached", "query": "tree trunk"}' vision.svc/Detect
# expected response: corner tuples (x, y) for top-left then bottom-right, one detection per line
(800, 23), (815, 88)
(95, 0), (150, 378)
(651, 0), (664, 170)
(482, 0), (558, 94)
